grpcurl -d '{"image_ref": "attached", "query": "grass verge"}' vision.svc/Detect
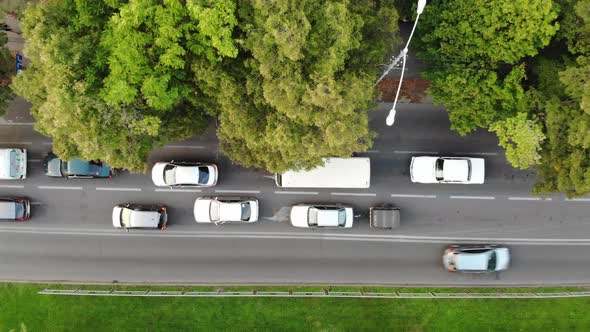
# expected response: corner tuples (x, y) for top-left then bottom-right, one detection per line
(1, 283), (590, 331)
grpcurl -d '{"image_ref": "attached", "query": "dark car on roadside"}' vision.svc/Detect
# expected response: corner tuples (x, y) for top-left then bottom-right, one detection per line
(43, 152), (112, 178)
(0, 198), (31, 221)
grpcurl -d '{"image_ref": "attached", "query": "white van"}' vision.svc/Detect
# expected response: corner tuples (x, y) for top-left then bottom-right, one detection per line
(275, 157), (370, 188)
(0, 148), (27, 180)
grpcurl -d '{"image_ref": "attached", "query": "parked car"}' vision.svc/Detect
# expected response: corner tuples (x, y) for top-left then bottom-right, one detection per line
(290, 204), (354, 228)
(43, 152), (111, 178)
(442, 245), (510, 273)
(194, 197), (259, 224)
(112, 204), (168, 229)
(0, 148), (27, 180)
(410, 156), (485, 184)
(0, 197), (31, 221)
(151, 161), (217, 187)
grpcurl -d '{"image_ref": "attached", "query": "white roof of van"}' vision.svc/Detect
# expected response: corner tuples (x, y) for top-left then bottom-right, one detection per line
(278, 158), (370, 188)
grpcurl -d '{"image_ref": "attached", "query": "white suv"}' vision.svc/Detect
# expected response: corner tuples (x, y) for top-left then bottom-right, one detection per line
(410, 156), (485, 184)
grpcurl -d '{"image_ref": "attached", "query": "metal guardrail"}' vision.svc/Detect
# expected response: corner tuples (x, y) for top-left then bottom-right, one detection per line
(38, 289), (590, 299)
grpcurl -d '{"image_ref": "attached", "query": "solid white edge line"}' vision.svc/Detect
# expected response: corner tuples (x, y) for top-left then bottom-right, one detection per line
(0, 142), (32, 145)
(565, 198), (590, 202)
(28, 159), (41, 162)
(155, 189), (202, 193)
(0, 122), (35, 126)
(390, 194), (436, 198)
(1, 227), (590, 245)
(274, 191), (319, 195)
(96, 187), (141, 192)
(37, 186), (83, 190)
(331, 192), (376, 197)
(215, 190), (261, 194)
(450, 195), (495, 200)
(0, 185), (25, 188)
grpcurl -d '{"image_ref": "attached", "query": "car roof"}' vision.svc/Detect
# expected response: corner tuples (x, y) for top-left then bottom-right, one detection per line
(316, 209), (341, 227)
(129, 210), (160, 228)
(67, 159), (91, 175)
(174, 165), (202, 184)
(0, 201), (16, 218)
(455, 252), (490, 271)
(443, 159), (469, 182)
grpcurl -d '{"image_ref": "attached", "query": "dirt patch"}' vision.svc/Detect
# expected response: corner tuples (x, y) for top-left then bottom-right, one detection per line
(378, 77), (431, 103)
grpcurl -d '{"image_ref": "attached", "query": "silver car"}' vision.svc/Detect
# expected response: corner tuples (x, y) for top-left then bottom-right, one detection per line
(290, 204), (354, 228)
(112, 204), (168, 229)
(443, 245), (510, 273)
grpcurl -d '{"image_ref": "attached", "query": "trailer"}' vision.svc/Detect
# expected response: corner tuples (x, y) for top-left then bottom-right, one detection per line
(369, 205), (400, 229)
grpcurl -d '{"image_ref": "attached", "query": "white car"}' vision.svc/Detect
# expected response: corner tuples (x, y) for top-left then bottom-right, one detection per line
(290, 204), (354, 228)
(443, 245), (510, 273)
(112, 204), (168, 229)
(151, 161), (217, 187)
(0, 148), (27, 180)
(194, 197), (259, 224)
(410, 156), (485, 184)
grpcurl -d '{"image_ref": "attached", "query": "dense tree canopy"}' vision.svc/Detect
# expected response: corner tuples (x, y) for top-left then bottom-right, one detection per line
(0, 30), (13, 116)
(200, 0), (398, 172)
(417, 0), (590, 195)
(12, 0), (398, 173)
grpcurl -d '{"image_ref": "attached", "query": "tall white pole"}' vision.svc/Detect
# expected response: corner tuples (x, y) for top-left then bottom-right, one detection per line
(383, 0), (427, 126)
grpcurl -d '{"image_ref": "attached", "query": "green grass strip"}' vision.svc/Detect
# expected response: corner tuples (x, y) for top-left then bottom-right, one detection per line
(2, 283), (590, 331)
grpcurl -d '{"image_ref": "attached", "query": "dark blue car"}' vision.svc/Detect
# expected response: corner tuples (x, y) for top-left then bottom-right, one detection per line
(43, 152), (112, 178)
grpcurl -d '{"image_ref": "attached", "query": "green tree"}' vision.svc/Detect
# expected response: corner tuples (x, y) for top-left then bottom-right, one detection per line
(425, 65), (529, 135)
(198, 0), (399, 172)
(533, 97), (590, 197)
(11, 0), (237, 171)
(0, 29), (13, 116)
(489, 112), (545, 169)
(418, 0), (559, 64)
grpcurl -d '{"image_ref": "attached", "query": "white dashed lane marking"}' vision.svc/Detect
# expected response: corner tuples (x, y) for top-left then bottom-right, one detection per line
(274, 191), (318, 195)
(450, 195), (495, 200)
(38, 186), (83, 190)
(331, 192), (377, 197)
(390, 194), (436, 198)
(96, 187), (141, 192)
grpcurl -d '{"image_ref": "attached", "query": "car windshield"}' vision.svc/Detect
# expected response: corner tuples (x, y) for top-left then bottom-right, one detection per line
(209, 200), (221, 222)
(338, 208), (347, 226)
(435, 159), (444, 181)
(9, 150), (16, 177)
(14, 202), (24, 219)
(466, 160), (472, 181)
(240, 202), (251, 221)
(198, 166), (210, 184)
(487, 251), (497, 271)
(120, 208), (132, 227)
(308, 207), (318, 226)
(60, 160), (69, 176)
(163, 164), (176, 185)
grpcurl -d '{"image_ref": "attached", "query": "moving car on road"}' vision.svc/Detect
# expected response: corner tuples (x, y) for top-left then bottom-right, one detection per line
(0, 148), (27, 180)
(442, 245), (510, 273)
(43, 152), (112, 179)
(112, 204), (168, 230)
(410, 156), (485, 184)
(151, 161), (217, 187)
(194, 197), (259, 224)
(290, 204), (354, 228)
(0, 198), (31, 221)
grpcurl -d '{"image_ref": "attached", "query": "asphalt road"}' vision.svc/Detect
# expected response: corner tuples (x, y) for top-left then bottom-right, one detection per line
(0, 103), (589, 285)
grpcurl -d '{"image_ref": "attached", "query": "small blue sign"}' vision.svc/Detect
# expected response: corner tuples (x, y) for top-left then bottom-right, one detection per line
(15, 54), (23, 73)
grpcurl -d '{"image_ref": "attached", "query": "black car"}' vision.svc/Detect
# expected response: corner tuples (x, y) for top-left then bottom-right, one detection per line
(0, 198), (31, 221)
(43, 152), (112, 178)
